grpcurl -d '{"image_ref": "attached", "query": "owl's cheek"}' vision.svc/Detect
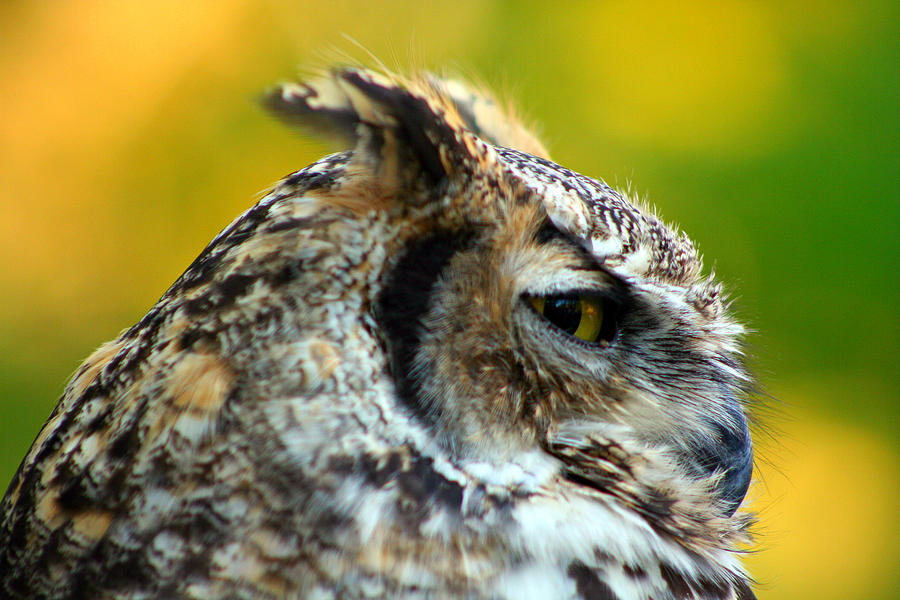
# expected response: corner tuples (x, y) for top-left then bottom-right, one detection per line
(410, 281), (628, 452)
(411, 309), (541, 457)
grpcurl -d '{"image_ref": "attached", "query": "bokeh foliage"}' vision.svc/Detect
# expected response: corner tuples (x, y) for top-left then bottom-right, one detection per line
(1, 2), (897, 598)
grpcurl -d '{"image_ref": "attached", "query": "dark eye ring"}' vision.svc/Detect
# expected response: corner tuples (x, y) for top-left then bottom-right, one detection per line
(527, 294), (618, 346)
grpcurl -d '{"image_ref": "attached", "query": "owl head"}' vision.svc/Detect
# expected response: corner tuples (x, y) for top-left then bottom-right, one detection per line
(264, 67), (753, 519)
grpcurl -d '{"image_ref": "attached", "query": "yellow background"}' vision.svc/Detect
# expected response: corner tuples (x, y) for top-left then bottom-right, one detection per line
(1, 2), (897, 598)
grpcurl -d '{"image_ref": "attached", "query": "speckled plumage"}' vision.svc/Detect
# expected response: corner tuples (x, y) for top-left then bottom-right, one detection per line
(1, 67), (756, 599)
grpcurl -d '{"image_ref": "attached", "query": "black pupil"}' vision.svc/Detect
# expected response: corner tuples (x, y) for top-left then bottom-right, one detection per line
(543, 297), (581, 336)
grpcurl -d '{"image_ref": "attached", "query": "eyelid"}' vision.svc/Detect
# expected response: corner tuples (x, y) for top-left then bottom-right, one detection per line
(520, 275), (621, 302)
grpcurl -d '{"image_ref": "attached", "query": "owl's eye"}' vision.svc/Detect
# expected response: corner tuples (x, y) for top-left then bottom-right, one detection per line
(527, 294), (617, 345)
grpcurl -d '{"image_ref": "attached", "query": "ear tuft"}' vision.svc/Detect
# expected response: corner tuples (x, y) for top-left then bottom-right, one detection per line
(262, 67), (490, 185)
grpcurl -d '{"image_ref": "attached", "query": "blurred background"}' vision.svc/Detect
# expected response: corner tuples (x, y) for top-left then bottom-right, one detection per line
(0, 1), (896, 597)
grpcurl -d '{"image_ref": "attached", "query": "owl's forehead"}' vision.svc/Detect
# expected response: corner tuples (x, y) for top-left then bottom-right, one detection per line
(494, 148), (703, 287)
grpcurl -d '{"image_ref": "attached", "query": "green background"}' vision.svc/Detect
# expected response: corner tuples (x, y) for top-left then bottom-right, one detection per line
(1, 2), (897, 597)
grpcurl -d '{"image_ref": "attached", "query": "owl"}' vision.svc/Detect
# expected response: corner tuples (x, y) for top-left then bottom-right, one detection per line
(0, 66), (756, 599)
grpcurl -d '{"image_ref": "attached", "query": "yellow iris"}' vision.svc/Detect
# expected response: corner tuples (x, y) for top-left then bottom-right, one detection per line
(528, 296), (546, 313)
